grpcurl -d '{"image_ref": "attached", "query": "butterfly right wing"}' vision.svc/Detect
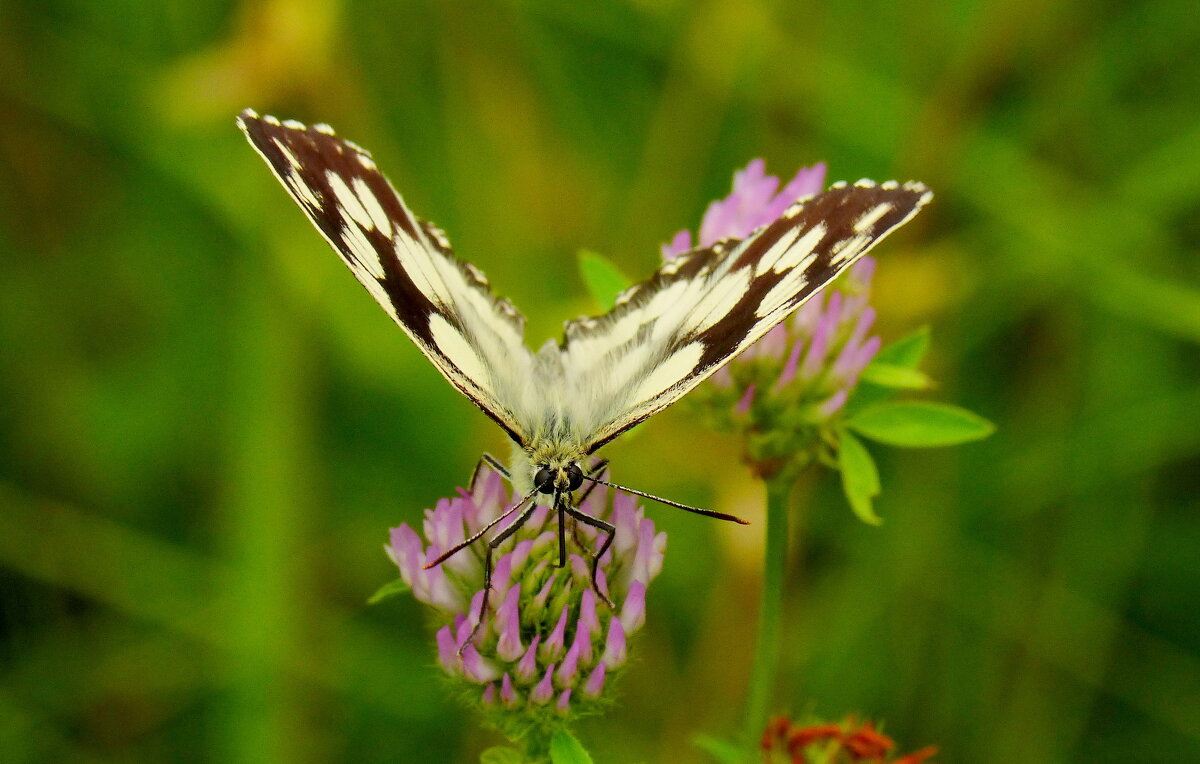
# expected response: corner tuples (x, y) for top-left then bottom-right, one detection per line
(561, 181), (932, 453)
(238, 110), (537, 446)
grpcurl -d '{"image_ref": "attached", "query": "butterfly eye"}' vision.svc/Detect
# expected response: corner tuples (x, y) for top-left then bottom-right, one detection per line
(534, 467), (555, 494)
(565, 464), (584, 492)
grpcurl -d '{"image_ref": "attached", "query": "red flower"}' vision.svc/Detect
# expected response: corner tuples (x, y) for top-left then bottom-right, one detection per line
(761, 716), (937, 764)
(891, 746), (939, 764)
(842, 721), (895, 760)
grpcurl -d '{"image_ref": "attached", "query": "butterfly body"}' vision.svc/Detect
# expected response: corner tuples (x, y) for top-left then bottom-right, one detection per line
(238, 109), (931, 640)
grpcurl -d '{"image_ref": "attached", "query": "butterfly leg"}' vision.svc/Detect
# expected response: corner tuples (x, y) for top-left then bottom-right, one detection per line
(461, 498), (540, 654)
(555, 491), (568, 568)
(425, 487), (538, 570)
(564, 504), (616, 610)
(468, 453), (511, 490)
(570, 516), (587, 559)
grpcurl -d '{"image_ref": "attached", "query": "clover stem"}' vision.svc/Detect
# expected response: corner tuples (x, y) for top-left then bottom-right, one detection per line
(742, 473), (792, 747)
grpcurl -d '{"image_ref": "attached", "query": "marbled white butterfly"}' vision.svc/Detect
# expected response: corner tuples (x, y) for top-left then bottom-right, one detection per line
(238, 109), (932, 634)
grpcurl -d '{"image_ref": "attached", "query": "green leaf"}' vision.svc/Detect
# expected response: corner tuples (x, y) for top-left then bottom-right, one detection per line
(693, 734), (747, 764)
(366, 578), (410, 605)
(872, 325), (930, 368)
(578, 250), (631, 311)
(859, 361), (933, 389)
(480, 747), (525, 764)
(842, 327), (932, 418)
(848, 401), (995, 447)
(550, 729), (594, 764)
(838, 429), (882, 525)
(841, 382), (895, 419)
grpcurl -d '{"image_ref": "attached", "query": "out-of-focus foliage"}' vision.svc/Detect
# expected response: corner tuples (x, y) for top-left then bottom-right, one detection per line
(1, 1), (1197, 762)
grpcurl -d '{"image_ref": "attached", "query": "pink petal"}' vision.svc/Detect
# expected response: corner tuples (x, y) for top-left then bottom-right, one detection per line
(801, 292), (842, 380)
(473, 468), (507, 522)
(541, 605), (569, 662)
(848, 256), (876, 289)
(611, 492), (639, 559)
(491, 554), (514, 602)
(463, 590), (486, 635)
(453, 613), (471, 648)
(500, 673), (519, 707)
(568, 554), (589, 581)
(583, 662), (607, 699)
(775, 341), (805, 390)
(495, 584), (524, 661)
(424, 564), (467, 613)
(386, 525), (425, 592)
(647, 531), (667, 581)
(621, 580), (647, 634)
(578, 589), (601, 638)
(595, 568), (611, 601)
(850, 335), (883, 380)
(516, 634), (542, 683)
(818, 389), (849, 418)
(461, 644), (502, 684)
(831, 307), (876, 381)
(631, 518), (658, 585)
(532, 664), (556, 704)
(791, 292), (824, 333)
(570, 612), (594, 665)
(735, 385), (756, 415)
(555, 637), (582, 687)
(603, 617), (627, 668)
(772, 162), (827, 216)
(709, 363), (734, 389)
(755, 324), (788, 360)
(436, 626), (460, 676)
(661, 229), (693, 260)
(532, 571), (558, 613)
(508, 539), (534, 576)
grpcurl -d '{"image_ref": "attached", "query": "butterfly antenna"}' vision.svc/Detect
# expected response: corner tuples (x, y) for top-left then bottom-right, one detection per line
(424, 486), (540, 569)
(581, 476), (750, 525)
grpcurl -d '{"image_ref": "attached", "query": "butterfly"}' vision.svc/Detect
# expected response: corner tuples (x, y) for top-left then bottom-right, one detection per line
(238, 109), (932, 635)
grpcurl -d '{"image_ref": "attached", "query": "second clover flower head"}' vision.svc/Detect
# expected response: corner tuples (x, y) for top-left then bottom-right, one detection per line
(662, 159), (883, 478)
(386, 463), (665, 725)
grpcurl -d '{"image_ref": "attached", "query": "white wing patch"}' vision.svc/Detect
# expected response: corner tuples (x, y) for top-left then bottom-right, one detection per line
(339, 218), (386, 279)
(353, 176), (393, 235)
(428, 314), (490, 385)
(273, 139), (302, 170)
(688, 267), (752, 333)
(854, 202), (894, 233)
(766, 224), (825, 275)
(631, 341), (705, 402)
(327, 171), (378, 233)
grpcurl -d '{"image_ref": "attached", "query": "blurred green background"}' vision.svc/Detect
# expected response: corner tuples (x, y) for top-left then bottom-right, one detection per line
(2, 0), (1198, 761)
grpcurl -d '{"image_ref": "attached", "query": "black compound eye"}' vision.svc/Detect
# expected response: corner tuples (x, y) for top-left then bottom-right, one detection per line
(534, 467), (555, 494)
(565, 463), (584, 492)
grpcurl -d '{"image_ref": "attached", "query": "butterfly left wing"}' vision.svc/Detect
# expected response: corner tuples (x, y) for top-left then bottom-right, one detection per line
(561, 181), (933, 452)
(237, 110), (538, 445)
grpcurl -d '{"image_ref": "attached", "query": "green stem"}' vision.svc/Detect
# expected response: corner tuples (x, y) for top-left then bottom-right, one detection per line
(742, 474), (792, 748)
